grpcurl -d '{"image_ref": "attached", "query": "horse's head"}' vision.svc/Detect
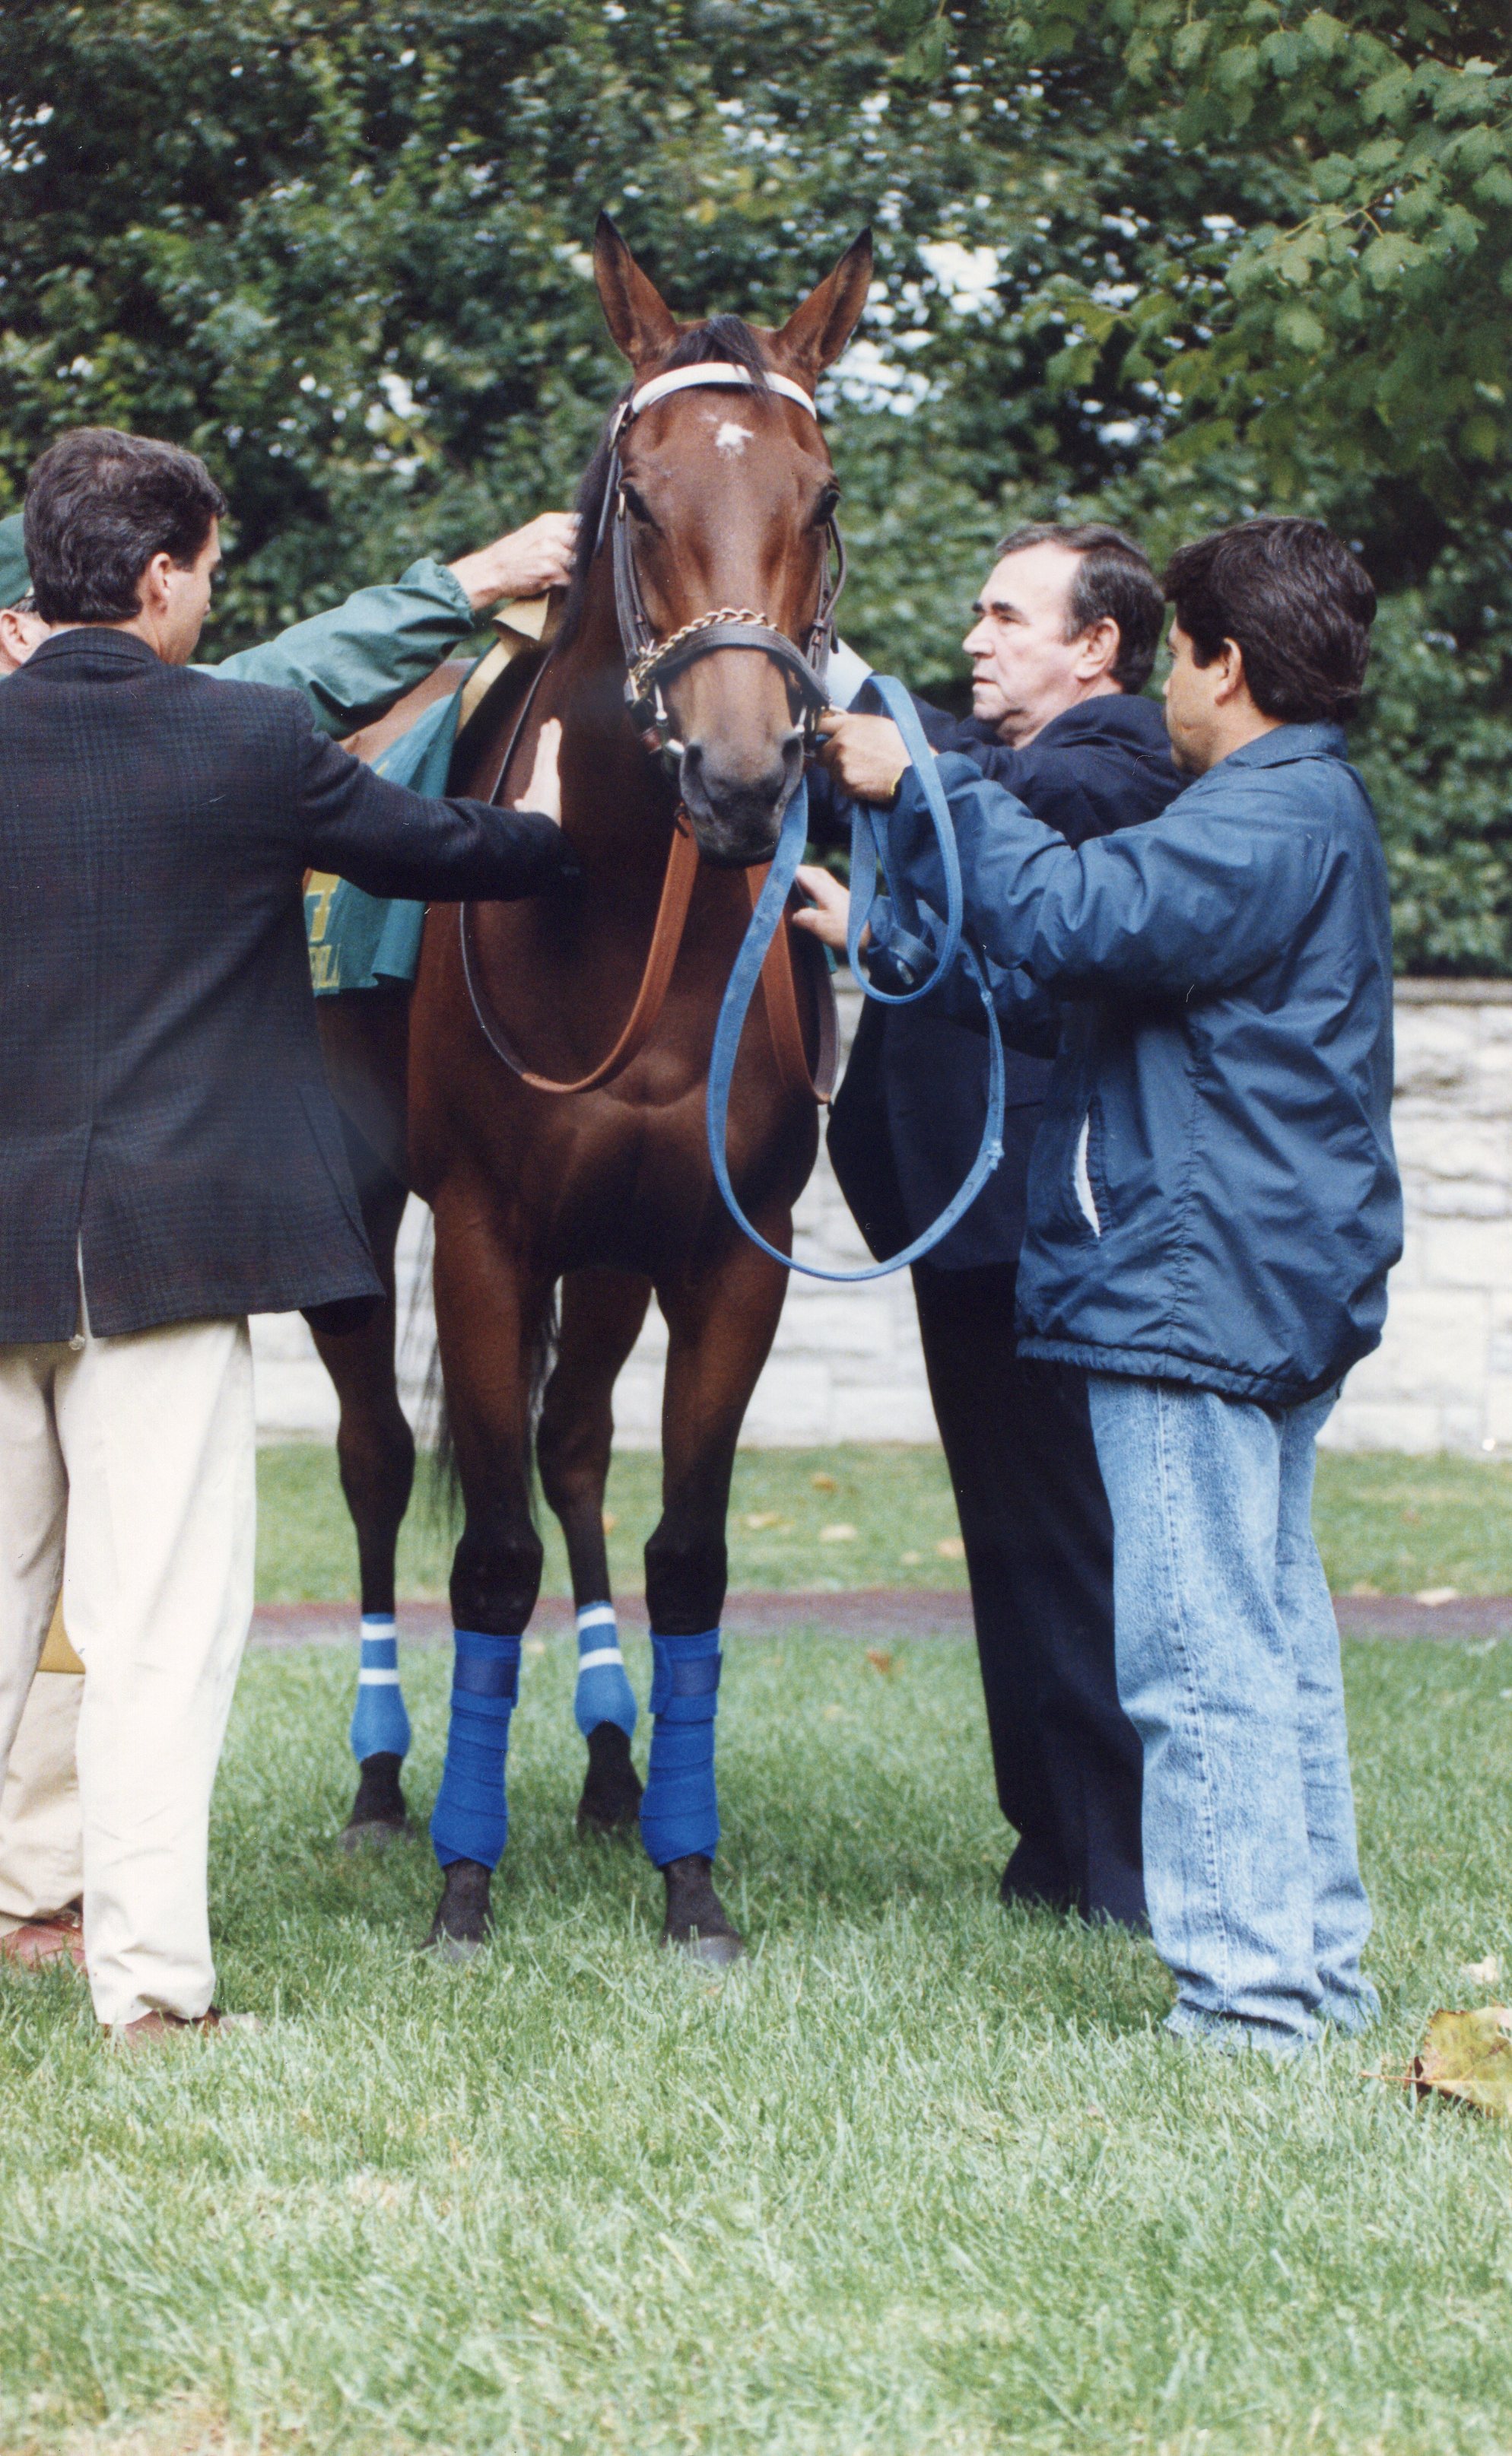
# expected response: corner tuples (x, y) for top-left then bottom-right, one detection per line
(592, 215), (872, 869)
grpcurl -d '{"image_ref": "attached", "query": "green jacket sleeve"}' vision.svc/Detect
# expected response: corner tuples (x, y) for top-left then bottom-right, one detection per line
(195, 558), (476, 736)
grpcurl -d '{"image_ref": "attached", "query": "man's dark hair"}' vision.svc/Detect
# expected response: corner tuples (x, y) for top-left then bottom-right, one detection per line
(24, 428), (227, 625)
(993, 520), (1164, 694)
(1162, 517), (1376, 724)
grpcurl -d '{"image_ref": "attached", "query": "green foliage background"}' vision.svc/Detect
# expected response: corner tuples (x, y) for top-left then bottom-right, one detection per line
(2, 0), (1508, 968)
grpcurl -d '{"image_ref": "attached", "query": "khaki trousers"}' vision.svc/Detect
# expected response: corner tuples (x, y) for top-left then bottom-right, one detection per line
(0, 1665), (83, 1930)
(0, 1317), (255, 2025)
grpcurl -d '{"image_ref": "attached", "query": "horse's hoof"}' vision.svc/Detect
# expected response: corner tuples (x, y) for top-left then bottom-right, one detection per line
(672, 1928), (745, 1968)
(577, 1722), (643, 1838)
(343, 1752), (409, 1847)
(659, 1853), (744, 1963)
(424, 1929), (485, 1967)
(422, 1857), (494, 1960)
(338, 1817), (411, 1854)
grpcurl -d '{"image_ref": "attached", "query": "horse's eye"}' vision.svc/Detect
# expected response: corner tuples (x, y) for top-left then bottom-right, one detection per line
(813, 485), (841, 528)
(621, 480), (655, 526)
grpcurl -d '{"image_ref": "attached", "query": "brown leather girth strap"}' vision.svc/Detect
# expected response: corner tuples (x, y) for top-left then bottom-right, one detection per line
(749, 864), (840, 1103)
(462, 817), (701, 1095)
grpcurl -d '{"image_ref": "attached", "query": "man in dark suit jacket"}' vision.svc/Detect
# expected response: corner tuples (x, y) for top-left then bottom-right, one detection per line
(0, 426), (574, 2043)
(798, 525), (1182, 1928)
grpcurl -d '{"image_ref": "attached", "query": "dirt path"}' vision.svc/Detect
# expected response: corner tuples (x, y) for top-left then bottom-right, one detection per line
(249, 1590), (1512, 1647)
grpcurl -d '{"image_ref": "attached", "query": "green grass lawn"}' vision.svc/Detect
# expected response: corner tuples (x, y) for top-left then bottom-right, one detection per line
(5, 1628), (1512, 2454)
(255, 1440), (1512, 1604)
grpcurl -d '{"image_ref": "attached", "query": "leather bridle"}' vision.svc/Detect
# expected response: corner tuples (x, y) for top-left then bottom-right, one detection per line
(458, 359), (843, 1103)
(602, 361), (846, 752)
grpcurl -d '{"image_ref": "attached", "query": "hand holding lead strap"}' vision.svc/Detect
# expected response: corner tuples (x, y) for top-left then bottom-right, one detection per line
(706, 675), (1007, 1283)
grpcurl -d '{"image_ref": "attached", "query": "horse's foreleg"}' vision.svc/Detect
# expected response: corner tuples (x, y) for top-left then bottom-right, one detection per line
(537, 1268), (653, 1838)
(643, 1231), (790, 1962)
(424, 1199), (550, 1959)
(310, 1154), (416, 1846)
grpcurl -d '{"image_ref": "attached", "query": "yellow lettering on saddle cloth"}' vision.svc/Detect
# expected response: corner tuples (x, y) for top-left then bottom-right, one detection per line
(304, 871), (341, 993)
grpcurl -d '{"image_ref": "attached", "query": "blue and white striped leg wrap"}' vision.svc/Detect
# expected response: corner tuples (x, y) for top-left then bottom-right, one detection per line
(639, 1628), (721, 1868)
(573, 1602), (638, 1740)
(429, 1630), (522, 1870)
(349, 1615), (412, 1765)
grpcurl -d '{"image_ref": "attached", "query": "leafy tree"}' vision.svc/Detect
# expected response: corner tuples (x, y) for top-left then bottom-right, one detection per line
(1101, 0), (1511, 511)
(0, 0), (1507, 967)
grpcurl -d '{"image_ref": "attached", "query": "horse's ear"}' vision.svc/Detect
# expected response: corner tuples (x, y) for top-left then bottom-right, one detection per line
(772, 230), (873, 383)
(593, 212), (680, 370)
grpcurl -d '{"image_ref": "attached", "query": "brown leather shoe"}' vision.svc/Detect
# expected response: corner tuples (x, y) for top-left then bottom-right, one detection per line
(0, 1904), (85, 1973)
(108, 2005), (262, 2049)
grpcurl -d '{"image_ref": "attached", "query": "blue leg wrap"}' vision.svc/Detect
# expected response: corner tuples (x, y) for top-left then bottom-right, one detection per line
(429, 1630), (522, 1870)
(640, 1628), (721, 1868)
(349, 1615), (412, 1764)
(573, 1602), (638, 1740)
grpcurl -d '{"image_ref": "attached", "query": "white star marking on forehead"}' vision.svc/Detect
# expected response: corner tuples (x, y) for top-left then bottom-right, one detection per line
(714, 421), (751, 455)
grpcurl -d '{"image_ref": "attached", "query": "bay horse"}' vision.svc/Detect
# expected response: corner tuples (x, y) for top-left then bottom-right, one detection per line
(312, 217), (872, 1961)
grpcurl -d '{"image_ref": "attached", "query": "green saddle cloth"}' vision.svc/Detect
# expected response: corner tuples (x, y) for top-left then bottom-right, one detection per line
(304, 683), (461, 995)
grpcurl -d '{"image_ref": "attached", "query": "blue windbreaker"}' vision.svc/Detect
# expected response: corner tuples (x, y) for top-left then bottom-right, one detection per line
(884, 723), (1402, 1404)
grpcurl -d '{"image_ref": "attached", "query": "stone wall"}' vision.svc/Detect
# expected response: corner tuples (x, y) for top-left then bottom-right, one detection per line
(1323, 982), (1512, 1456)
(252, 980), (1512, 1456)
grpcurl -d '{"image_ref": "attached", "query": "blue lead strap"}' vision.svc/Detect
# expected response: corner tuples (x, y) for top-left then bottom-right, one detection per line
(706, 675), (1006, 1282)
(842, 676), (966, 999)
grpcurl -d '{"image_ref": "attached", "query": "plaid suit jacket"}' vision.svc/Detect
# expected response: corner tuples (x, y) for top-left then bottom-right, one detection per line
(0, 628), (572, 1340)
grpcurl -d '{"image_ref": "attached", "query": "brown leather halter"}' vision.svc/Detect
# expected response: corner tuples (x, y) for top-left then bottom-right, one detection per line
(459, 363), (841, 1103)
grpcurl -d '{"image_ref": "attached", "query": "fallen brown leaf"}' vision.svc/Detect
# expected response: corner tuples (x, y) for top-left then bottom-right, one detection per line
(866, 1647), (896, 1678)
(1402, 2005), (1512, 2118)
(811, 1470), (838, 1492)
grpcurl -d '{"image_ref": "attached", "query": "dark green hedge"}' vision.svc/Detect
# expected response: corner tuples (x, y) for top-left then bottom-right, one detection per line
(2, 0), (1507, 970)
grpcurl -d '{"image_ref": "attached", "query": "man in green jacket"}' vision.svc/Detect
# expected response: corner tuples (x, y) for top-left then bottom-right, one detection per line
(0, 498), (575, 1970)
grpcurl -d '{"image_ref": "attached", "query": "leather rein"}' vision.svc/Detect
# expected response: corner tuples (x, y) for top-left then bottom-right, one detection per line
(459, 361), (840, 1102)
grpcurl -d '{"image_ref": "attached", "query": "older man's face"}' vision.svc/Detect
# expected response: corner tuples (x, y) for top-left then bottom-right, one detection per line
(961, 542), (1104, 747)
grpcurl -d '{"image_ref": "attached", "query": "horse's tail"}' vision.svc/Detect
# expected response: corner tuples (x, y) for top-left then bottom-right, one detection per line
(423, 1278), (561, 1528)
(529, 1282), (561, 1463)
(421, 1336), (459, 1528)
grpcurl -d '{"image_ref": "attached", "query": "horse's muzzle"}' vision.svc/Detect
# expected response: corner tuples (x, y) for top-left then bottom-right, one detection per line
(677, 729), (805, 869)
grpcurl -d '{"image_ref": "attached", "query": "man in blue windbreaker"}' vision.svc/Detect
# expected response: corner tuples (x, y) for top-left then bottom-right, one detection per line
(804, 518), (1400, 2051)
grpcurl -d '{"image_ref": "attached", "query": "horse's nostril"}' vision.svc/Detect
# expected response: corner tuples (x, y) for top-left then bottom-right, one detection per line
(680, 737), (794, 818)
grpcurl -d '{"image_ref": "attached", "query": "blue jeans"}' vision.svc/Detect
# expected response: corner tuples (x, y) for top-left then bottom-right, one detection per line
(1086, 1376), (1377, 2051)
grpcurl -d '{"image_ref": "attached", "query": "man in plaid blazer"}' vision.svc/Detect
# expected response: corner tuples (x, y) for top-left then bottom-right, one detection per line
(0, 426), (573, 2043)
(0, 496), (577, 1975)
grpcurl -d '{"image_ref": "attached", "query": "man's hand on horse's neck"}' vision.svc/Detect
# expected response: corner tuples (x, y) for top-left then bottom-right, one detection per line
(512, 718), (564, 824)
(449, 515), (578, 614)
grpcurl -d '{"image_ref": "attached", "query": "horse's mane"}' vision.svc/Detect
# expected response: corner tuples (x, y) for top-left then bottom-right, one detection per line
(556, 315), (773, 656)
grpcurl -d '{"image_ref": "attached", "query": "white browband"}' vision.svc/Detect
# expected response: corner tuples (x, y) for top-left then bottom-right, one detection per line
(627, 363), (819, 421)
